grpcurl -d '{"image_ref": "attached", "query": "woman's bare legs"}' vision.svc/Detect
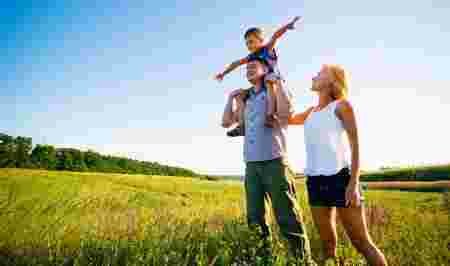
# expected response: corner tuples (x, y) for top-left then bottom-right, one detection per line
(311, 207), (338, 261)
(337, 206), (387, 266)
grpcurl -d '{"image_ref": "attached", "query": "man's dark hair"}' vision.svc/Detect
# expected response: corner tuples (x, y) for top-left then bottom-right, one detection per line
(244, 27), (263, 40)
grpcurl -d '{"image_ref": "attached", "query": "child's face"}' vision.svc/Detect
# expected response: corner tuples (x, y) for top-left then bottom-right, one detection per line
(245, 34), (263, 53)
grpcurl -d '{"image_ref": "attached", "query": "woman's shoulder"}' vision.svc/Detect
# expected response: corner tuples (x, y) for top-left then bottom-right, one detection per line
(334, 99), (355, 118)
(335, 99), (353, 111)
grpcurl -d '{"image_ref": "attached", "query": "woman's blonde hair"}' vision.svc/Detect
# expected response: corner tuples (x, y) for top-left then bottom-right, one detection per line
(326, 64), (348, 100)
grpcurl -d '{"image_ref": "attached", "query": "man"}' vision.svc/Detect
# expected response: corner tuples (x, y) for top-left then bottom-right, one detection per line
(221, 60), (316, 265)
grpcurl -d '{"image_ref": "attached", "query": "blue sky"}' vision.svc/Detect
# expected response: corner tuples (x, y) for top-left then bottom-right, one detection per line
(3, 0), (450, 175)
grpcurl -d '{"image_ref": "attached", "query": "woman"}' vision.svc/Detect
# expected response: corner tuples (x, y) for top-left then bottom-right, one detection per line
(288, 65), (387, 266)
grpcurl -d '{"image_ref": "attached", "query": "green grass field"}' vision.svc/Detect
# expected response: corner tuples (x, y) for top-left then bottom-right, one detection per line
(0, 169), (449, 266)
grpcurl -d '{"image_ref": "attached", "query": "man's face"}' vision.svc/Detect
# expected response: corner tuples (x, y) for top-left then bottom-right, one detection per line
(246, 61), (267, 83)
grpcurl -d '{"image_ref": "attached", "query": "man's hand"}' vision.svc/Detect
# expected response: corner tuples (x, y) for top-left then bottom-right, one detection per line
(230, 88), (247, 101)
(229, 88), (244, 98)
(287, 16), (302, 30)
(229, 88), (248, 108)
(222, 88), (245, 128)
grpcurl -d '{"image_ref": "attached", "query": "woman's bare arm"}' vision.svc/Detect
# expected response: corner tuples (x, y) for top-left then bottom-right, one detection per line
(335, 100), (360, 184)
(288, 107), (314, 125)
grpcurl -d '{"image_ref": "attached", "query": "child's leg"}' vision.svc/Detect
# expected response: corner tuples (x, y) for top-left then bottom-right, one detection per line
(267, 84), (276, 116)
(265, 79), (278, 128)
(237, 109), (246, 135)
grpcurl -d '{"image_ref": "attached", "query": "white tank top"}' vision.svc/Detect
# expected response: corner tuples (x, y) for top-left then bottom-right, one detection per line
(304, 100), (350, 176)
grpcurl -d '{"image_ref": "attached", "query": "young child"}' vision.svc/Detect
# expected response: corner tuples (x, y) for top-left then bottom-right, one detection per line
(215, 16), (302, 137)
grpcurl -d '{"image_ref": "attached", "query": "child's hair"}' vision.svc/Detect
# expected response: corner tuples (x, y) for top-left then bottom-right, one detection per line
(244, 27), (264, 41)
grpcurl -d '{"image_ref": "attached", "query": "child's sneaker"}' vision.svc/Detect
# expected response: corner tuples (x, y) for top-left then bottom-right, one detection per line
(226, 124), (245, 137)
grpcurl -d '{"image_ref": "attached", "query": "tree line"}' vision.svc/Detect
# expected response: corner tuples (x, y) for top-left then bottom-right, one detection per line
(360, 164), (450, 182)
(0, 133), (199, 177)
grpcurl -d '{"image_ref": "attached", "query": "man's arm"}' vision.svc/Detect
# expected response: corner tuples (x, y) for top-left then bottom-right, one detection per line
(221, 89), (245, 128)
(215, 57), (249, 81)
(266, 16), (302, 51)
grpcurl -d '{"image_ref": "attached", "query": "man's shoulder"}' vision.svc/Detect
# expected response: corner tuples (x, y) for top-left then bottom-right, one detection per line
(273, 82), (294, 98)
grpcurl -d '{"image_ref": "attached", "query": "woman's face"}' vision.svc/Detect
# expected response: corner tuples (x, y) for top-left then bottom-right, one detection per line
(246, 61), (267, 83)
(311, 65), (333, 93)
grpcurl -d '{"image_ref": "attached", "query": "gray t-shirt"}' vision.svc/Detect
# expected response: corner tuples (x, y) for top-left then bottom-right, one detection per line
(243, 86), (288, 162)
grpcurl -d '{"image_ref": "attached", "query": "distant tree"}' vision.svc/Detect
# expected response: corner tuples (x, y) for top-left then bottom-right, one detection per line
(1, 132), (200, 177)
(56, 148), (74, 170)
(0, 133), (16, 167)
(31, 145), (57, 169)
(14, 136), (32, 168)
(84, 150), (102, 170)
(71, 149), (87, 172)
(117, 158), (129, 172)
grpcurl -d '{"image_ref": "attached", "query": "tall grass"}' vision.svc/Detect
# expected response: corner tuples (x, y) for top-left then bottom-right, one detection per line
(0, 169), (449, 265)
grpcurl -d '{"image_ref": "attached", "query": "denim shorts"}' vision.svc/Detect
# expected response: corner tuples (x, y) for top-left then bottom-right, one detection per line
(306, 168), (364, 207)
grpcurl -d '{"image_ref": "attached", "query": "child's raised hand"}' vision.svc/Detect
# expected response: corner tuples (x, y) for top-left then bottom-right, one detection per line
(287, 16), (302, 30)
(215, 72), (224, 82)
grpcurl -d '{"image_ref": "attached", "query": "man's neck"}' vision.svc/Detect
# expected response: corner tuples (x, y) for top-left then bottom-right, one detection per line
(251, 79), (264, 92)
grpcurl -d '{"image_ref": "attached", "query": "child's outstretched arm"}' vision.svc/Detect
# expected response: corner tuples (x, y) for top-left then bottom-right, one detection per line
(215, 57), (249, 81)
(266, 16), (302, 51)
